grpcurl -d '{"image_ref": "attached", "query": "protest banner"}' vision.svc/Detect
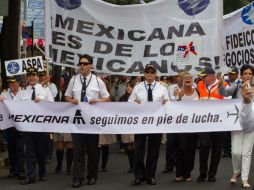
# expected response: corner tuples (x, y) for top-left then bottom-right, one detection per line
(45, 0), (223, 76)
(224, 2), (254, 70)
(0, 100), (242, 133)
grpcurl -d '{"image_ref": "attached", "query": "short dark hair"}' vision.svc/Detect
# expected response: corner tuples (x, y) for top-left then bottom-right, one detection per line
(240, 65), (254, 76)
(78, 54), (93, 64)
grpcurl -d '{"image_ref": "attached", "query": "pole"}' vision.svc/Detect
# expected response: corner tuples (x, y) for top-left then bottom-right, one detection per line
(31, 20), (34, 56)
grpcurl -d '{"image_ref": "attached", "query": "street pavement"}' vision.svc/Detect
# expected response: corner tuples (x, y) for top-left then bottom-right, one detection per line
(0, 144), (254, 190)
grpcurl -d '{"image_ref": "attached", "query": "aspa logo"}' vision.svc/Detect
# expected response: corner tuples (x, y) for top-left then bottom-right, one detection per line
(7, 61), (20, 74)
(55, 0), (81, 10)
(241, 2), (254, 25)
(178, 0), (210, 16)
(177, 41), (197, 58)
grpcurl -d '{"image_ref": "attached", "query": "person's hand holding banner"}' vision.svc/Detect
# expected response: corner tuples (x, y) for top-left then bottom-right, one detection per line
(241, 81), (254, 104)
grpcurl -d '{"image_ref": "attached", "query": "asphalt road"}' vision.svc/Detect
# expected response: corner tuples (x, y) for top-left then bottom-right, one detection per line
(0, 144), (254, 190)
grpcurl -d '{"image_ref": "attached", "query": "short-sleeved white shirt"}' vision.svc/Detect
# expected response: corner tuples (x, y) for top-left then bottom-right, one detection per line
(22, 83), (54, 102)
(65, 73), (109, 101)
(0, 88), (24, 101)
(128, 80), (169, 103)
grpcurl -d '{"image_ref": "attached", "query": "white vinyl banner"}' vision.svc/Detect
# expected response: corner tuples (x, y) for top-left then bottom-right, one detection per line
(224, 2), (254, 70)
(0, 100), (242, 134)
(45, 0), (223, 76)
(4, 56), (44, 76)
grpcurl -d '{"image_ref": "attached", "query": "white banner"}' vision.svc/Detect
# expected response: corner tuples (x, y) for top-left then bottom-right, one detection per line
(5, 56), (44, 76)
(0, 100), (242, 133)
(45, 0), (223, 76)
(223, 2), (254, 70)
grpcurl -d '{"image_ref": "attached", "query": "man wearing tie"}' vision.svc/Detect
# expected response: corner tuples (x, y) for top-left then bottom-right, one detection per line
(20, 68), (54, 185)
(128, 64), (169, 185)
(65, 54), (110, 188)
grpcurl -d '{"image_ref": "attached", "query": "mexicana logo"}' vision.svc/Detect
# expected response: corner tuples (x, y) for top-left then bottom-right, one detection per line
(178, 0), (210, 16)
(241, 2), (254, 25)
(7, 61), (20, 75)
(55, 0), (81, 10)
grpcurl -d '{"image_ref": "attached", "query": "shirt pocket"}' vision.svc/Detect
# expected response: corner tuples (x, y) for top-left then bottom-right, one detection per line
(73, 90), (81, 101)
(87, 87), (100, 99)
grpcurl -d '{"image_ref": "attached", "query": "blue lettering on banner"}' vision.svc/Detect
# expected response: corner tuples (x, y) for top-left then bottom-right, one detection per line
(55, 0), (81, 10)
(241, 2), (254, 25)
(178, 0), (210, 16)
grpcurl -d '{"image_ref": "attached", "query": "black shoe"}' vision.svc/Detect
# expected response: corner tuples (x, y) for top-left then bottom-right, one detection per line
(67, 170), (72, 175)
(222, 153), (232, 158)
(87, 178), (96, 185)
(72, 180), (82, 188)
(7, 172), (15, 178)
(208, 176), (216, 182)
(20, 179), (35, 185)
(131, 178), (145, 185)
(147, 178), (157, 185)
(101, 168), (108, 172)
(17, 175), (25, 180)
(55, 166), (62, 174)
(127, 168), (134, 173)
(197, 176), (206, 182)
(162, 168), (173, 173)
(39, 176), (47, 181)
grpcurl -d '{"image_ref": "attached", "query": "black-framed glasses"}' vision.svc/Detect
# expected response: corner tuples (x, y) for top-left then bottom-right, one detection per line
(79, 62), (91, 66)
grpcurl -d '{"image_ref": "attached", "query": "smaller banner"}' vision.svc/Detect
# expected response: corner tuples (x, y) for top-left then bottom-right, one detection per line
(0, 100), (242, 134)
(224, 2), (254, 69)
(5, 56), (44, 76)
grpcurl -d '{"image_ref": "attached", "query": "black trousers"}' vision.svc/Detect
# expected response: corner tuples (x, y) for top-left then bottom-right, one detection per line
(134, 134), (161, 179)
(165, 133), (177, 170)
(72, 134), (99, 181)
(199, 132), (225, 178)
(6, 128), (25, 176)
(175, 133), (197, 178)
(24, 132), (48, 180)
(223, 132), (231, 156)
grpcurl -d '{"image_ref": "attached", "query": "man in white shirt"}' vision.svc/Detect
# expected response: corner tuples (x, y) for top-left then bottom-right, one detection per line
(65, 54), (110, 188)
(20, 68), (54, 185)
(0, 76), (25, 180)
(129, 64), (169, 185)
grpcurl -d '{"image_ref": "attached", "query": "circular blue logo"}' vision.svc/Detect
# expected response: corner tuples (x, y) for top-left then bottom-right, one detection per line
(241, 2), (254, 25)
(55, 0), (81, 10)
(178, 0), (210, 16)
(7, 61), (20, 75)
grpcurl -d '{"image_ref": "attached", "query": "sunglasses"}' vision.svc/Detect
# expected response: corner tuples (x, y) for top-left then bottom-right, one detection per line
(79, 62), (91, 66)
(145, 70), (156, 74)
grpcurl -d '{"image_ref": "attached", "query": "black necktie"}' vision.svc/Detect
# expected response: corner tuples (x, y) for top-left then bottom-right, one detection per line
(31, 87), (36, 100)
(148, 84), (153, 102)
(81, 77), (86, 102)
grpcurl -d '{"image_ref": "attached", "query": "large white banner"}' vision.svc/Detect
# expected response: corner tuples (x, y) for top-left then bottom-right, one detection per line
(224, 2), (254, 70)
(45, 0), (223, 76)
(0, 100), (242, 133)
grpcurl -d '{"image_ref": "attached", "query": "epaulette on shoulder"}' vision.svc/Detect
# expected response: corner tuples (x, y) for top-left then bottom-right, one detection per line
(1, 89), (7, 92)
(135, 82), (140, 86)
(159, 81), (169, 88)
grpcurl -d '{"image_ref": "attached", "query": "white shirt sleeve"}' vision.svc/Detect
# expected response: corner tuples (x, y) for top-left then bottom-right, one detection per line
(128, 86), (137, 102)
(240, 102), (254, 132)
(64, 77), (75, 98)
(96, 77), (110, 98)
(49, 83), (58, 98)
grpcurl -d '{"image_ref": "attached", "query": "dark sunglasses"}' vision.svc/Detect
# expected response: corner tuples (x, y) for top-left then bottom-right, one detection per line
(145, 70), (156, 74)
(79, 62), (91, 66)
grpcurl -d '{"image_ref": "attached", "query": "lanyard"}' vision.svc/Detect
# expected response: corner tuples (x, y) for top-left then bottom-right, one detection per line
(144, 81), (156, 91)
(80, 74), (92, 89)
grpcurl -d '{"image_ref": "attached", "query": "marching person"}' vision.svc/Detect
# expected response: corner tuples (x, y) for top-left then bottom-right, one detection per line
(220, 65), (254, 188)
(129, 64), (169, 185)
(65, 54), (110, 188)
(219, 66), (241, 158)
(20, 68), (54, 185)
(0, 76), (25, 180)
(196, 67), (228, 183)
(240, 76), (254, 190)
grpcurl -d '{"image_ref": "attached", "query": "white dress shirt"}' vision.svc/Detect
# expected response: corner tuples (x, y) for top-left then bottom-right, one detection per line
(128, 80), (169, 103)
